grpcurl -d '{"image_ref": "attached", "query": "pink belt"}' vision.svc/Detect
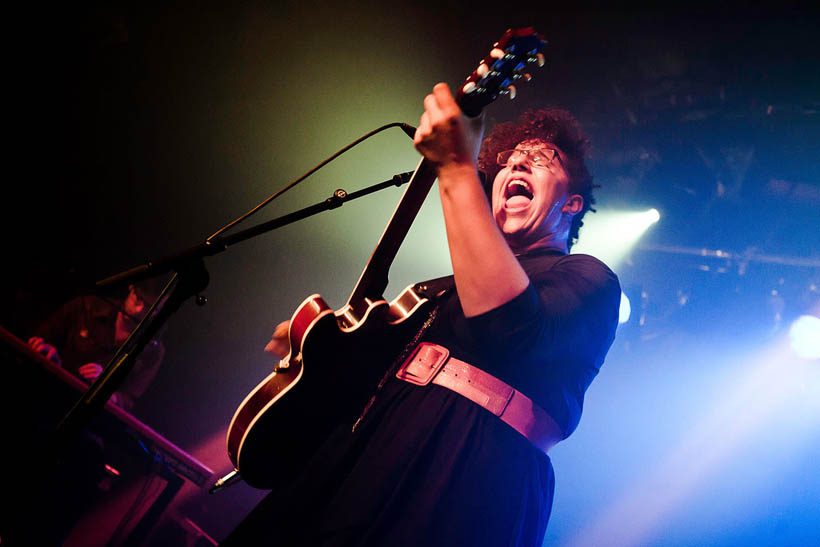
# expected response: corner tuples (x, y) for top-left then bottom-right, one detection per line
(396, 342), (563, 454)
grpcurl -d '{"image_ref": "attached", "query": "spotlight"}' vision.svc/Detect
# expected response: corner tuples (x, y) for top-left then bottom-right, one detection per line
(572, 208), (661, 269)
(619, 291), (631, 324)
(789, 315), (820, 360)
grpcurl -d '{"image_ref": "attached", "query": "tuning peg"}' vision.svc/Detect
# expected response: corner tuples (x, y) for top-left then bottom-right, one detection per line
(528, 53), (546, 67)
(490, 47), (505, 60)
(462, 81), (477, 94)
(476, 62), (489, 77)
(500, 85), (517, 99)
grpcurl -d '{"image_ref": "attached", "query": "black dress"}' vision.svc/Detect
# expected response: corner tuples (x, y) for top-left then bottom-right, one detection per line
(224, 250), (620, 547)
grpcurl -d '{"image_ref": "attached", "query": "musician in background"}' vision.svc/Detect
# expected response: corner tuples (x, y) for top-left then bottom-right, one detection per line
(225, 83), (620, 546)
(28, 280), (166, 411)
(10, 279), (168, 544)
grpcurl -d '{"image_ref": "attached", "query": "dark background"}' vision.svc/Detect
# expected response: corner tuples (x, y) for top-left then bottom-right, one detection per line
(4, 2), (819, 545)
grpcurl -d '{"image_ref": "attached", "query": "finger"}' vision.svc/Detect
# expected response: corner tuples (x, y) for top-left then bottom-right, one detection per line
(414, 112), (431, 147)
(264, 340), (288, 357)
(272, 320), (290, 339)
(79, 364), (103, 380)
(432, 82), (457, 113)
(424, 93), (444, 125)
(265, 336), (287, 351)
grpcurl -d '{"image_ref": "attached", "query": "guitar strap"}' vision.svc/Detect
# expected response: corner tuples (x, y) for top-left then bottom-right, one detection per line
(413, 274), (455, 301)
(389, 273), (455, 374)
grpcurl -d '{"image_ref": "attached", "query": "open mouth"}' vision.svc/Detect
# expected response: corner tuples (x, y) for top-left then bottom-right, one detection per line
(504, 179), (533, 209)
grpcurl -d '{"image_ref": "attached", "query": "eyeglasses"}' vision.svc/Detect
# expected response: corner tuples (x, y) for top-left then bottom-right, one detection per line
(496, 148), (561, 168)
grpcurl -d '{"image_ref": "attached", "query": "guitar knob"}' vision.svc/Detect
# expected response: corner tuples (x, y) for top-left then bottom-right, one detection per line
(506, 85), (517, 99)
(476, 62), (489, 77)
(490, 47), (505, 59)
(462, 81), (477, 94)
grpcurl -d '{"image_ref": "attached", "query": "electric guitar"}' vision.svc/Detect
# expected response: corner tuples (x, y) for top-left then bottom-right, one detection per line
(227, 28), (548, 488)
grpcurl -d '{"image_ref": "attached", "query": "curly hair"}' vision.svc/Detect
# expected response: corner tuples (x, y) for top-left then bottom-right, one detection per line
(477, 108), (596, 250)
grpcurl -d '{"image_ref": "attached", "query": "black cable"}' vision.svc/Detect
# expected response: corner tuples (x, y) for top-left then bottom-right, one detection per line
(206, 122), (416, 242)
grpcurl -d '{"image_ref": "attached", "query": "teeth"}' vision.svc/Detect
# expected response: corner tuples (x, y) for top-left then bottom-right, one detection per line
(506, 179), (532, 196)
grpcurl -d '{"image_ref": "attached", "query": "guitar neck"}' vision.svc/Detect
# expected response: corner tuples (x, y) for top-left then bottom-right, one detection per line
(346, 157), (437, 304)
(345, 27), (546, 307)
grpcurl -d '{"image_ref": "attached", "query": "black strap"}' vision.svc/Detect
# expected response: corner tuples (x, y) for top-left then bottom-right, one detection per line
(413, 275), (455, 301)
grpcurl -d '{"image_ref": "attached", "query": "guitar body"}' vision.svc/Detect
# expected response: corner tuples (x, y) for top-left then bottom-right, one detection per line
(228, 285), (433, 488)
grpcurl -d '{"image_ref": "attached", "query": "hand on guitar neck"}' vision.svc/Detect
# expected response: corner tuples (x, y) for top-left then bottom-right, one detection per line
(258, 87), (478, 367)
(413, 82), (486, 170)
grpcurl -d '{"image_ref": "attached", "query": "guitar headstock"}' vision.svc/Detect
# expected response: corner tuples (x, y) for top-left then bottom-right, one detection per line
(456, 27), (547, 117)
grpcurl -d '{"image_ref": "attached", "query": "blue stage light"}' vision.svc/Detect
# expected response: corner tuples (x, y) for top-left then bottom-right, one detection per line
(619, 291), (631, 324)
(789, 315), (820, 360)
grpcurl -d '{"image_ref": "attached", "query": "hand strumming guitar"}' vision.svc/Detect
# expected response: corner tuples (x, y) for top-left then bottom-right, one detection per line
(264, 320), (291, 361)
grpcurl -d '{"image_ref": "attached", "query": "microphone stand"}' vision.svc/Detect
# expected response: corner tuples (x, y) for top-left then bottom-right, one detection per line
(52, 170), (415, 453)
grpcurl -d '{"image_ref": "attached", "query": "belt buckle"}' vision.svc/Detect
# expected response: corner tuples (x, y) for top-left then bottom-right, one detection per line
(396, 342), (450, 386)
